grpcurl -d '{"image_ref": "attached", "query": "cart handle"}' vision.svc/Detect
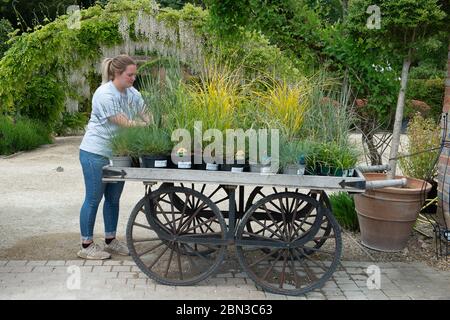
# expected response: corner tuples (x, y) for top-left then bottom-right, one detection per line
(365, 178), (407, 190)
(356, 164), (391, 173)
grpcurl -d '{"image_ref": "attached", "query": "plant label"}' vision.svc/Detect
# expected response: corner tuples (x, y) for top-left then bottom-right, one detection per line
(154, 160), (167, 168)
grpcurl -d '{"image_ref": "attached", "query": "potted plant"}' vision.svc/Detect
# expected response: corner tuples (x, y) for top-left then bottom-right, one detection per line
(350, 0), (444, 252)
(313, 142), (359, 177)
(194, 130), (222, 171)
(247, 130), (277, 174)
(110, 128), (132, 167)
(336, 145), (359, 177)
(196, 147), (221, 171)
(280, 139), (312, 175)
(137, 126), (173, 168)
(249, 155), (274, 173)
(221, 148), (248, 172)
(314, 142), (335, 176)
(172, 146), (193, 169)
(398, 113), (441, 214)
(257, 78), (311, 141)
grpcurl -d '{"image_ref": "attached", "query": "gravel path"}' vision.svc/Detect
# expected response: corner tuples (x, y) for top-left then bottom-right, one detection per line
(0, 136), (141, 260)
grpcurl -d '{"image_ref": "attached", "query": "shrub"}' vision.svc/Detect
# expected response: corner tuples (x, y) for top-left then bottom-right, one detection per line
(0, 18), (13, 58)
(405, 79), (445, 122)
(54, 112), (88, 136)
(0, 116), (52, 155)
(328, 192), (359, 232)
(399, 113), (441, 181)
(17, 76), (65, 129)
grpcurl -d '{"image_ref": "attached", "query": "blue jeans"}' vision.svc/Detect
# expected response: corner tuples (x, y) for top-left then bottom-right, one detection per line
(79, 149), (125, 242)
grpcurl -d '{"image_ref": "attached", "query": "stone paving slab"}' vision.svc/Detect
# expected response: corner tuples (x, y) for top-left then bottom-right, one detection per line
(0, 260), (448, 300)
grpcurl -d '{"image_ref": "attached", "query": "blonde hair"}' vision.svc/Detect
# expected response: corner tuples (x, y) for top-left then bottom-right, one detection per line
(101, 54), (136, 84)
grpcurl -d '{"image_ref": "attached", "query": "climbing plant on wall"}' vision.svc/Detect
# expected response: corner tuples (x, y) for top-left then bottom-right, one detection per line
(0, 0), (300, 129)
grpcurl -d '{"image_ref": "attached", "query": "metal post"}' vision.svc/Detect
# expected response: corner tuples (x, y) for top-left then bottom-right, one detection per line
(239, 185), (245, 215)
(223, 185), (237, 243)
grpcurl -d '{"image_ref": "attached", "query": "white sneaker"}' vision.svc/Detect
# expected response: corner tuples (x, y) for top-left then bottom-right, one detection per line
(77, 243), (111, 260)
(104, 238), (130, 256)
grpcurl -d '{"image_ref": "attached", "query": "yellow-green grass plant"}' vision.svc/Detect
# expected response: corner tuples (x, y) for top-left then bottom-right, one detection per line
(399, 113), (441, 181)
(253, 75), (312, 140)
(178, 61), (251, 162)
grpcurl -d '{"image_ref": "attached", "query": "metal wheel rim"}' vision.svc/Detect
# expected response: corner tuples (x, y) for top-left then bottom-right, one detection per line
(236, 192), (342, 295)
(126, 187), (227, 286)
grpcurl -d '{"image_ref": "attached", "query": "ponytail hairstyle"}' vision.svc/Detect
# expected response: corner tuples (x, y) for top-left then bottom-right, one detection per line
(101, 54), (137, 84)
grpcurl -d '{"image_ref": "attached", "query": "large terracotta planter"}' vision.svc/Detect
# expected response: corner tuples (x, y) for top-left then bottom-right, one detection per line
(354, 173), (432, 252)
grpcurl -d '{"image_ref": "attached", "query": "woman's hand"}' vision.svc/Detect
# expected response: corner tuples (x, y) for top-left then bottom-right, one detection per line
(109, 113), (148, 127)
(138, 110), (153, 125)
(129, 119), (148, 127)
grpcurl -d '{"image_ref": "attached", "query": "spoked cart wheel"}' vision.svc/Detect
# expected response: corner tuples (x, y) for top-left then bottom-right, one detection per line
(127, 186), (227, 286)
(236, 192), (342, 296)
(245, 187), (333, 254)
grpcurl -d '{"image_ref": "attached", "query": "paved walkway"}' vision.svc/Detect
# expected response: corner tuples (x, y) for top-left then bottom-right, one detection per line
(1, 259), (449, 300)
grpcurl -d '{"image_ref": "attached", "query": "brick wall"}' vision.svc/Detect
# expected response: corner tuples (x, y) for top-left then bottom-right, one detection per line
(437, 43), (450, 229)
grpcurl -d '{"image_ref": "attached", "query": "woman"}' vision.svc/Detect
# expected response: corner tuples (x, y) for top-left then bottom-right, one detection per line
(78, 54), (149, 260)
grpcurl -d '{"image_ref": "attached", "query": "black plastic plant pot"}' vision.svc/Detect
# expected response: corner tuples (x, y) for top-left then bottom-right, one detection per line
(305, 166), (317, 175)
(332, 168), (354, 177)
(194, 162), (220, 171)
(140, 155), (169, 168)
(131, 156), (140, 168)
(320, 166), (342, 176)
(321, 166), (331, 176)
(220, 162), (247, 172)
(347, 168), (355, 177)
(170, 153), (194, 169)
(167, 157), (177, 168)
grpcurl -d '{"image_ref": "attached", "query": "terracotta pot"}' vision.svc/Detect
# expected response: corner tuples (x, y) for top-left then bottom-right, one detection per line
(354, 173), (432, 252)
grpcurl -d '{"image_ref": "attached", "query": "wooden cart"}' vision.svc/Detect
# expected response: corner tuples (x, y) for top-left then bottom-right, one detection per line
(102, 166), (403, 296)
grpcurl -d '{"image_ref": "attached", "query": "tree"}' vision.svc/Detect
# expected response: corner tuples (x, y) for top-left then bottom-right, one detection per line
(320, 15), (399, 166)
(0, 0), (101, 31)
(157, 0), (205, 9)
(347, 0), (447, 178)
(205, 0), (327, 71)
